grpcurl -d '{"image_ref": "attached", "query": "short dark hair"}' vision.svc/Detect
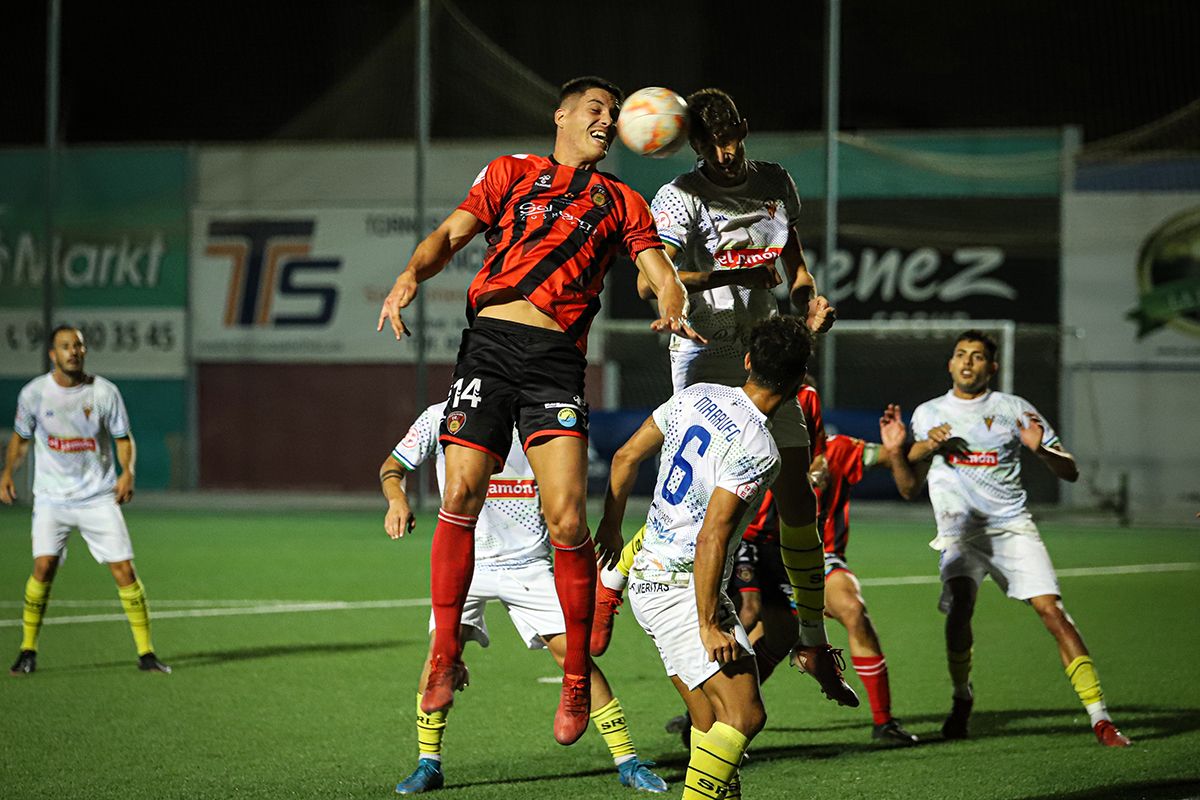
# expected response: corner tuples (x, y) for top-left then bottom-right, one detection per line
(748, 316), (812, 394)
(954, 329), (998, 361)
(559, 76), (624, 106)
(48, 324), (80, 349)
(686, 88), (746, 147)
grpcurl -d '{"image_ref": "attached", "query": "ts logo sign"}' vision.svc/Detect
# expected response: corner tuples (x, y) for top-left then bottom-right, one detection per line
(206, 219), (341, 327)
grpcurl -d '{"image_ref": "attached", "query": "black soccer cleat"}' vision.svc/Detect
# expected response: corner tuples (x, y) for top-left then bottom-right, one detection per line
(873, 718), (919, 746)
(138, 652), (172, 674)
(10, 649), (36, 676)
(942, 694), (973, 740)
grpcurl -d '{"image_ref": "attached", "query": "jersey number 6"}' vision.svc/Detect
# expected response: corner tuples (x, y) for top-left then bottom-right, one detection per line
(661, 425), (712, 505)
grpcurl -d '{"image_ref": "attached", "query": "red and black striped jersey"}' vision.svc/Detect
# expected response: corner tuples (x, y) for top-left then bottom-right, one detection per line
(797, 384), (826, 458)
(815, 435), (867, 557)
(458, 153), (663, 352)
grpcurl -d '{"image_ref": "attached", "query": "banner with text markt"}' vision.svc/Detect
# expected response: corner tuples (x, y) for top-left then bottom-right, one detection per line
(0, 149), (189, 378)
(190, 208), (488, 363)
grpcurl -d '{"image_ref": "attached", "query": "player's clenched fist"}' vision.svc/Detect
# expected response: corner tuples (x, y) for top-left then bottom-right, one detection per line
(806, 295), (836, 334)
(700, 623), (742, 665)
(377, 271), (419, 340)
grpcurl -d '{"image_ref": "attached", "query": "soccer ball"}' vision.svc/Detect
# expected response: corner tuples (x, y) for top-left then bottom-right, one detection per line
(618, 87), (688, 158)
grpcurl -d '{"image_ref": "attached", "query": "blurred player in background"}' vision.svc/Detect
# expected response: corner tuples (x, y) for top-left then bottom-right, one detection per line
(378, 404), (667, 794)
(596, 316), (812, 800)
(377, 75), (700, 744)
(884, 329), (1130, 747)
(1, 325), (170, 676)
(620, 87), (855, 706)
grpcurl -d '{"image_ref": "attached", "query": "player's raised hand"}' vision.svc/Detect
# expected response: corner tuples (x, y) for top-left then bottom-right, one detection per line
(0, 472), (16, 505)
(385, 499), (417, 539)
(700, 623), (743, 665)
(1019, 413), (1045, 451)
(805, 295), (836, 334)
(650, 313), (708, 345)
(593, 520), (623, 569)
(377, 271), (419, 340)
(115, 472), (135, 505)
(879, 404), (907, 452)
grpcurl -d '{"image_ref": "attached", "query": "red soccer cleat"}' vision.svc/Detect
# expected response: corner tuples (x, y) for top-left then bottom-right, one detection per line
(590, 583), (625, 657)
(791, 644), (861, 707)
(1093, 719), (1132, 747)
(421, 654), (469, 714)
(554, 672), (591, 745)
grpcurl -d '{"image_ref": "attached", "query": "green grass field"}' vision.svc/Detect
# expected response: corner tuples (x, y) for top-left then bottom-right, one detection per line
(1, 506), (1198, 799)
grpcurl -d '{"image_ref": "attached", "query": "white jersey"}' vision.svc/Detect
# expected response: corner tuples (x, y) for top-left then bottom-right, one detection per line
(14, 373), (131, 504)
(390, 402), (548, 570)
(651, 160), (802, 361)
(633, 383), (780, 581)
(911, 389), (1061, 534)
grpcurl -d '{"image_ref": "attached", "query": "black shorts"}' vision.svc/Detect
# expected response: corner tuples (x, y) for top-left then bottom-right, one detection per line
(731, 539), (796, 611)
(439, 317), (588, 467)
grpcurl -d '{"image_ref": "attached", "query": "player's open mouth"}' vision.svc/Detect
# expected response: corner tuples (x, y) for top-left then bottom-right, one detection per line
(590, 130), (609, 145)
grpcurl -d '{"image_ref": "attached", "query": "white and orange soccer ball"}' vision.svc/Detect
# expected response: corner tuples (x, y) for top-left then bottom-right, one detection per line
(617, 87), (688, 158)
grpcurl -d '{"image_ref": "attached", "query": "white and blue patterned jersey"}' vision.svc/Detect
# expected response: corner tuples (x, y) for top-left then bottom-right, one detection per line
(633, 383), (781, 581)
(14, 373), (131, 504)
(391, 403), (549, 570)
(911, 390), (1061, 535)
(651, 160), (802, 361)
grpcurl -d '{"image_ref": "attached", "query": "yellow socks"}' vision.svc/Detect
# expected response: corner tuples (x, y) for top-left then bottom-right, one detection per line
(684, 722), (747, 800)
(600, 525), (646, 592)
(947, 647), (973, 699)
(591, 697), (636, 763)
(778, 521), (827, 646)
(20, 576), (50, 652)
(415, 692), (448, 759)
(117, 579), (154, 656)
(1066, 655), (1111, 725)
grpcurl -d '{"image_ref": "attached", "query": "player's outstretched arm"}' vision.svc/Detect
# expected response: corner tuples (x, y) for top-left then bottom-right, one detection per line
(379, 456), (416, 539)
(781, 228), (836, 333)
(378, 209), (485, 340)
(0, 432), (30, 505)
(694, 488), (752, 664)
(879, 404), (927, 500)
(1020, 413), (1079, 483)
(635, 248), (707, 344)
(114, 435), (136, 505)
(597, 415), (665, 568)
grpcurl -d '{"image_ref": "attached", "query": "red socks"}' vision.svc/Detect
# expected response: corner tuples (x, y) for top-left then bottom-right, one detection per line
(430, 508), (478, 663)
(852, 654), (892, 725)
(552, 537), (597, 676)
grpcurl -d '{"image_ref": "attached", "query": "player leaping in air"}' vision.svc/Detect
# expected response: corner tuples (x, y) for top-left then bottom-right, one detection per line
(884, 329), (1131, 747)
(377, 76), (701, 745)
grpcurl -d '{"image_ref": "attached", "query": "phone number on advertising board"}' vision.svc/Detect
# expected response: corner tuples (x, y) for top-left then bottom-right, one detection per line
(4, 320), (179, 354)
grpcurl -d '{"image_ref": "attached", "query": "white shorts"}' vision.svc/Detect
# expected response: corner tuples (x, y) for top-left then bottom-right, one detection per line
(426, 561), (564, 650)
(936, 514), (1060, 611)
(32, 497), (134, 564)
(670, 349), (809, 449)
(628, 574), (755, 690)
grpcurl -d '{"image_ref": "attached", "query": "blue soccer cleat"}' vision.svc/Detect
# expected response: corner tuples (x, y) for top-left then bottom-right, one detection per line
(395, 758), (444, 794)
(618, 757), (668, 793)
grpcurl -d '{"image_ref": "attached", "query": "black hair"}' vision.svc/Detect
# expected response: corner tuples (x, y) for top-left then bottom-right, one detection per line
(686, 88), (746, 147)
(48, 324), (81, 349)
(748, 316), (813, 394)
(559, 76), (624, 106)
(954, 329), (998, 361)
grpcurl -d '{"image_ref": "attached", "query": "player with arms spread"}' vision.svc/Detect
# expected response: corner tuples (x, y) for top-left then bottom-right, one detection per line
(596, 316), (812, 800)
(377, 76), (700, 744)
(607, 87), (854, 706)
(2, 326), (170, 676)
(883, 329), (1130, 747)
(378, 404), (667, 794)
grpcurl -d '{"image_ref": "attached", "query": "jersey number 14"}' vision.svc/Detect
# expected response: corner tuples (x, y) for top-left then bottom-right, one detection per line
(450, 378), (483, 408)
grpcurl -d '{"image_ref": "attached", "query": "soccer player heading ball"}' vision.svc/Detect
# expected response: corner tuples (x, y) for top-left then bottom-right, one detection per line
(377, 76), (702, 745)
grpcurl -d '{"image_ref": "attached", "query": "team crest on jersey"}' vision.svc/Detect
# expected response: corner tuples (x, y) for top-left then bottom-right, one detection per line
(735, 480), (762, 501)
(83, 405), (92, 420)
(447, 411), (467, 435)
(736, 564), (754, 583)
(763, 200), (778, 219)
(983, 415), (994, 430)
(557, 408), (578, 428)
(590, 185), (610, 207)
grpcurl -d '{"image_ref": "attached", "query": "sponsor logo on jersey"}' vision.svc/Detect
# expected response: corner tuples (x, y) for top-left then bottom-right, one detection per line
(487, 479), (537, 499)
(534, 172), (553, 189)
(655, 210), (672, 230)
(557, 408), (578, 428)
(401, 427), (421, 448)
(630, 581), (671, 594)
(516, 202), (595, 233)
(590, 185), (609, 207)
(47, 436), (97, 453)
(946, 450), (999, 467)
(983, 415), (994, 430)
(713, 247), (784, 269)
(763, 200), (778, 219)
(735, 480), (762, 500)
(446, 411), (467, 434)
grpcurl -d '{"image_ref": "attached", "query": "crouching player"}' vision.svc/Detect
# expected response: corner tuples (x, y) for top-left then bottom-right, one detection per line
(594, 316), (812, 799)
(380, 403), (667, 794)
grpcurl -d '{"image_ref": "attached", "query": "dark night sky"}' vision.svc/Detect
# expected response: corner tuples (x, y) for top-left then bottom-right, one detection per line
(3, 1), (1198, 145)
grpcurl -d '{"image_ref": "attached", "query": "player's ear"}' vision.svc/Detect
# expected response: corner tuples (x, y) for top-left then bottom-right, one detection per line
(744, 352), (752, 371)
(554, 105), (567, 128)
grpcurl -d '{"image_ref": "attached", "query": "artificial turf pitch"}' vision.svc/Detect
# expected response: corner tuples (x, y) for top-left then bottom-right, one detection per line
(1, 506), (1197, 799)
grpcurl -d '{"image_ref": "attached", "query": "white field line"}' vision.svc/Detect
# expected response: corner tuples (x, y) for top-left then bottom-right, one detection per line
(1, 562), (1196, 628)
